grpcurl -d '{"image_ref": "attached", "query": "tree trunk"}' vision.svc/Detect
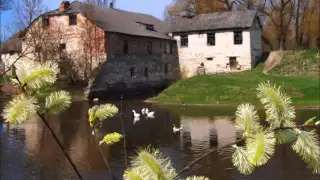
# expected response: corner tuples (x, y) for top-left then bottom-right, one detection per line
(295, 0), (300, 48)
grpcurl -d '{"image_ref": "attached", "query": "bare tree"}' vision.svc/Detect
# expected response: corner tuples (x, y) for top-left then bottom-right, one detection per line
(13, 0), (44, 29)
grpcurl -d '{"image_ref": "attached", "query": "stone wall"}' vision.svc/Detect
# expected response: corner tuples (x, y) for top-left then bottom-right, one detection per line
(88, 33), (180, 99)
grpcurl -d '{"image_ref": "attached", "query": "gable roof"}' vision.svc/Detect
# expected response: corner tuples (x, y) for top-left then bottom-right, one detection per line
(0, 31), (22, 54)
(45, 1), (173, 40)
(170, 10), (258, 33)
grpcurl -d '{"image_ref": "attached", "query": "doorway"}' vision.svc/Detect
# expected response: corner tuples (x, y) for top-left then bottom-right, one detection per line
(229, 57), (238, 70)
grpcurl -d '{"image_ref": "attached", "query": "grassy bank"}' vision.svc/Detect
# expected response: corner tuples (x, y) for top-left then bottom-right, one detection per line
(151, 52), (320, 106)
(269, 49), (319, 78)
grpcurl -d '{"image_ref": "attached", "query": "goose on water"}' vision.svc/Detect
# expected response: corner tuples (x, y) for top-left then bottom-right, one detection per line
(141, 108), (147, 115)
(93, 98), (99, 102)
(146, 111), (155, 119)
(173, 124), (183, 133)
(132, 110), (140, 118)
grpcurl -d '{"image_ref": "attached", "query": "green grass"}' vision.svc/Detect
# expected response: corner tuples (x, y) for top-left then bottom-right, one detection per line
(151, 64), (320, 106)
(269, 49), (319, 78)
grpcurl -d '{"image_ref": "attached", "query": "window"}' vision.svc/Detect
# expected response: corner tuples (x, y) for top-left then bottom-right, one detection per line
(207, 57), (213, 61)
(59, 43), (66, 51)
(146, 24), (155, 31)
(43, 17), (50, 28)
(169, 43), (173, 54)
(207, 33), (215, 46)
(163, 43), (167, 54)
(144, 68), (149, 77)
(69, 14), (77, 26)
(234, 31), (243, 44)
(147, 41), (152, 54)
(123, 40), (128, 54)
(180, 35), (188, 47)
(130, 67), (137, 78)
(164, 63), (169, 74)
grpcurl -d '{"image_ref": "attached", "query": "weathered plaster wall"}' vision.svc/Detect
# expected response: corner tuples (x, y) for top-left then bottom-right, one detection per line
(89, 33), (180, 98)
(173, 29), (253, 77)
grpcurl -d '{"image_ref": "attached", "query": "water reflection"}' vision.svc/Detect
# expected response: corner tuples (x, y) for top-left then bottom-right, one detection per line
(1, 101), (319, 180)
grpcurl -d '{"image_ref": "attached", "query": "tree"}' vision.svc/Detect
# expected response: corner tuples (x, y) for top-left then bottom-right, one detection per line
(13, 0), (44, 29)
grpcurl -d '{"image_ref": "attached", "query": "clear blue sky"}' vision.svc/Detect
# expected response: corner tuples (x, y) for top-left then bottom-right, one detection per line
(1, 0), (172, 39)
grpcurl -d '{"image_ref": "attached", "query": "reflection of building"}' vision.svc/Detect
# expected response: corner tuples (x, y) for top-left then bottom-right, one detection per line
(180, 116), (236, 148)
(212, 116), (236, 147)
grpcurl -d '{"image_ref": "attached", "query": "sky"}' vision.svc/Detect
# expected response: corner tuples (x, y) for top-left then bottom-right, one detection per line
(1, 0), (172, 39)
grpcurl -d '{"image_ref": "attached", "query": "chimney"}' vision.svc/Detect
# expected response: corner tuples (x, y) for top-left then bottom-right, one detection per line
(59, 1), (70, 11)
(109, 2), (114, 9)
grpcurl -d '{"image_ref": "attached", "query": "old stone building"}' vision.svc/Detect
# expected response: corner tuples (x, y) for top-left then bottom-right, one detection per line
(1, 1), (179, 98)
(169, 10), (262, 77)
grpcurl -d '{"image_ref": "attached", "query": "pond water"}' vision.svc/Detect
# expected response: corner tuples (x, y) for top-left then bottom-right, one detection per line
(1, 101), (320, 180)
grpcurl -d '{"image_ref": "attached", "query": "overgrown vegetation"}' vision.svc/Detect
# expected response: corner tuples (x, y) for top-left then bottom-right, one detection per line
(269, 49), (320, 78)
(151, 65), (320, 106)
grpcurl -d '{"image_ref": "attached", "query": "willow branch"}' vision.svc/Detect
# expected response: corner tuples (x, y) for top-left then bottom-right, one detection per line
(15, 76), (84, 180)
(173, 122), (319, 179)
(172, 137), (246, 179)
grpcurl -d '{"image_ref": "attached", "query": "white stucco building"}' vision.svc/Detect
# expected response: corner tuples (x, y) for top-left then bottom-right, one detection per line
(169, 10), (262, 77)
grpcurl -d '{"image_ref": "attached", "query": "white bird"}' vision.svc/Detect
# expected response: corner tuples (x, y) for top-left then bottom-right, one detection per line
(132, 110), (140, 118)
(93, 98), (99, 102)
(133, 117), (140, 125)
(141, 108), (147, 115)
(173, 124), (183, 133)
(146, 111), (155, 119)
(145, 108), (149, 114)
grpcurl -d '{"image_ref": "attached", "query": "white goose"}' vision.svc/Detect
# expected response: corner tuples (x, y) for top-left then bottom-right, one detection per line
(144, 108), (155, 119)
(93, 98), (99, 102)
(173, 124), (183, 133)
(141, 108), (147, 115)
(132, 110), (140, 118)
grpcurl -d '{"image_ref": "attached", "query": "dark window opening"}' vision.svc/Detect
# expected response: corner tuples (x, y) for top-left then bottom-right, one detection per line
(69, 14), (77, 26)
(169, 43), (173, 54)
(229, 57), (238, 70)
(146, 24), (155, 31)
(163, 43), (167, 54)
(207, 57), (213, 60)
(123, 40), (128, 54)
(180, 35), (188, 47)
(59, 43), (66, 50)
(234, 31), (243, 44)
(147, 41), (152, 54)
(144, 67), (149, 77)
(207, 33), (215, 46)
(43, 17), (50, 28)
(165, 63), (169, 74)
(130, 67), (137, 78)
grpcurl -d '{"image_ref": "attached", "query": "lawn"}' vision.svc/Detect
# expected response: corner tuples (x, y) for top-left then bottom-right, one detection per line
(151, 63), (320, 106)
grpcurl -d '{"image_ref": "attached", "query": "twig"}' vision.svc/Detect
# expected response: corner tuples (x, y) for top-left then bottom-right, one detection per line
(120, 94), (128, 168)
(15, 76), (83, 180)
(91, 125), (117, 180)
(172, 137), (246, 179)
(37, 112), (84, 180)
